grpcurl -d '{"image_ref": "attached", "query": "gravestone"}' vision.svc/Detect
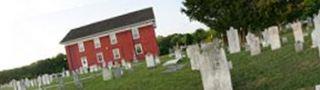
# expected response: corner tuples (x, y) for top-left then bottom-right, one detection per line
(174, 47), (182, 59)
(227, 27), (241, 53)
(311, 30), (320, 48)
(11, 80), (18, 90)
(58, 74), (65, 90)
(291, 21), (304, 43)
(102, 67), (113, 81)
(121, 59), (127, 69)
(37, 76), (42, 89)
(108, 61), (113, 69)
(145, 53), (156, 68)
(199, 43), (233, 90)
(155, 56), (161, 64)
(246, 32), (261, 56)
(268, 26), (282, 50)
(113, 67), (123, 78)
(261, 30), (270, 47)
(186, 44), (201, 70)
(295, 41), (303, 52)
(65, 70), (70, 77)
(72, 72), (83, 90)
(316, 84), (320, 90)
(281, 37), (288, 44)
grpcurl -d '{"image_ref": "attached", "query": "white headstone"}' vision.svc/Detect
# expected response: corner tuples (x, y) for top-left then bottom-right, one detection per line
(268, 26), (282, 50)
(66, 70), (70, 77)
(316, 84), (320, 90)
(121, 59), (127, 68)
(199, 43), (233, 90)
(108, 61), (113, 70)
(186, 44), (201, 70)
(145, 53), (156, 68)
(246, 32), (261, 56)
(174, 48), (182, 59)
(227, 27), (241, 53)
(291, 21), (304, 42)
(312, 30), (320, 48)
(155, 56), (161, 64)
(102, 67), (112, 81)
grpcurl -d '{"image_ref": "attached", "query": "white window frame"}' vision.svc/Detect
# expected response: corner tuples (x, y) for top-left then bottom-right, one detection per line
(135, 43), (143, 55)
(78, 42), (85, 52)
(112, 48), (121, 59)
(132, 27), (140, 39)
(81, 56), (88, 68)
(110, 33), (117, 45)
(94, 38), (101, 48)
(96, 52), (104, 63)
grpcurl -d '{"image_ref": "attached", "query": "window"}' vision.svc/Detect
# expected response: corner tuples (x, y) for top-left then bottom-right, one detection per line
(112, 48), (120, 59)
(96, 52), (104, 63)
(78, 42), (85, 52)
(94, 38), (101, 48)
(110, 33), (117, 45)
(81, 56), (88, 68)
(132, 27), (140, 39)
(135, 43), (143, 55)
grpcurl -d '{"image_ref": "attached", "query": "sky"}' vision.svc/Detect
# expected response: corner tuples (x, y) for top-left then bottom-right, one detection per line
(0, 0), (206, 71)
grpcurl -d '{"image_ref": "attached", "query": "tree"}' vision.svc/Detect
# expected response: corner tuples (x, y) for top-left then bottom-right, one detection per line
(181, 0), (320, 33)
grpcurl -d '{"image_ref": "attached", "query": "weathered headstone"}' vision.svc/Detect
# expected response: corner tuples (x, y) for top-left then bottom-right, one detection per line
(199, 43), (233, 90)
(145, 53), (156, 68)
(295, 41), (303, 52)
(291, 21), (304, 43)
(174, 47), (182, 59)
(246, 32), (261, 56)
(268, 26), (282, 50)
(113, 67), (123, 78)
(311, 30), (320, 48)
(65, 70), (70, 77)
(72, 72), (83, 90)
(58, 75), (65, 90)
(186, 44), (201, 70)
(261, 30), (270, 47)
(102, 67), (113, 81)
(316, 85), (320, 90)
(227, 27), (241, 53)
(155, 56), (161, 64)
(281, 37), (288, 44)
(37, 76), (42, 89)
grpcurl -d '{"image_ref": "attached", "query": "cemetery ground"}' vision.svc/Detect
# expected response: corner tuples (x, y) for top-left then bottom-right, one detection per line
(3, 30), (320, 90)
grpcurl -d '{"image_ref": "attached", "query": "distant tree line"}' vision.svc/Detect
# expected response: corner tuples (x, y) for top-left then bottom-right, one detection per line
(157, 28), (218, 55)
(0, 54), (67, 85)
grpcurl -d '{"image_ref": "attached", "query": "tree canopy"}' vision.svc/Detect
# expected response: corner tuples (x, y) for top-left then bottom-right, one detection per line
(181, 0), (320, 32)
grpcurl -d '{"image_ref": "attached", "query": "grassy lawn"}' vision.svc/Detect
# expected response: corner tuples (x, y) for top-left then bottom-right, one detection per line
(4, 29), (320, 90)
(41, 55), (203, 90)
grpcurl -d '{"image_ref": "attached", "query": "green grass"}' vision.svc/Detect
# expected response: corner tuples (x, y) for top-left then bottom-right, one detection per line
(4, 29), (320, 90)
(41, 55), (202, 90)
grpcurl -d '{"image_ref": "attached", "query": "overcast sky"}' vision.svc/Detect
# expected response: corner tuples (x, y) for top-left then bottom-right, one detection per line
(0, 0), (206, 71)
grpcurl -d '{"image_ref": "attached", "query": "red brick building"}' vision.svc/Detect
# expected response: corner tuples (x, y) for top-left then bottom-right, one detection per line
(60, 8), (159, 71)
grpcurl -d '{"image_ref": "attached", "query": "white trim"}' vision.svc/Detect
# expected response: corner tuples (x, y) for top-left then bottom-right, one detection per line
(132, 27), (140, 39)
(93, 38), (101, 48)
(135, 43), (143, 55)
(81, 56), (88, 68)
(61, 20), (155, 45)
(112, 48), (121, 60)
(110, 33), (117, 45)
(78, 42), (85, 52)
(96, 52), (104, 63)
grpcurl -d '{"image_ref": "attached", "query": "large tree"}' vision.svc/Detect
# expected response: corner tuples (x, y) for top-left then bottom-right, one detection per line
(181, 0), (320, 33)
